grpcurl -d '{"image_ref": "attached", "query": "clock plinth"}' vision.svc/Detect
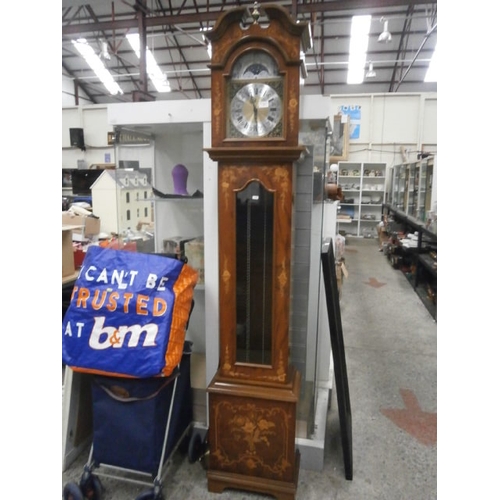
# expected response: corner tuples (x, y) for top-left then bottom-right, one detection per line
(207, 367), (301, 500)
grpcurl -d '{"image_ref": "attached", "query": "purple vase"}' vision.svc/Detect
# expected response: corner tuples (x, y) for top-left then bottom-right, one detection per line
(172, 164), (189, 195)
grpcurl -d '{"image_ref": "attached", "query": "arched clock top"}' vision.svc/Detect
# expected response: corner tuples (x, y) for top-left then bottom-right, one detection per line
(206, 3), (310, 69)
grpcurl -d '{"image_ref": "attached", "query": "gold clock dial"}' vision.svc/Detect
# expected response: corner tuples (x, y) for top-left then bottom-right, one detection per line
(229, 82), (283, 138)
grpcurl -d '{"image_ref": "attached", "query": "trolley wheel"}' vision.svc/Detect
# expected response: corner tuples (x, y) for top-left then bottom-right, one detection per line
(79, 473), (103, 500)
(188, 429), (207, 464)
(63, 482), (84, 500)
(135, 489), (164, 500)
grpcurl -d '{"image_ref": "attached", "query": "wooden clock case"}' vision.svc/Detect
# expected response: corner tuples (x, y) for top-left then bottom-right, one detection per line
(205, 5), (311, 499)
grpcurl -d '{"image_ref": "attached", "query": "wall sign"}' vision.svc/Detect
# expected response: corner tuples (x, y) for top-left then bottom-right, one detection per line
(339, 105), (361, 140)
(115, 128), (153, 145)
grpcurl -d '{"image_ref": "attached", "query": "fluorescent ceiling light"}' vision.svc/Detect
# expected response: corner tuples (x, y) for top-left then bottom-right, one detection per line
(126, 33), (171, 92)
(72, 38), (123, 95)
(347, 15), (372, 84)
(424, 44), (437, 82)
(200, 27), (212, 59)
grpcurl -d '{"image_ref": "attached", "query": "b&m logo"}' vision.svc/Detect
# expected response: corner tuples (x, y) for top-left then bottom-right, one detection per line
(66, 316), (161, 350)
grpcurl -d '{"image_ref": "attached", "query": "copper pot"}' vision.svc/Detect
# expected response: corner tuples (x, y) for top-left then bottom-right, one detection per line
(325, 183), (343, 201)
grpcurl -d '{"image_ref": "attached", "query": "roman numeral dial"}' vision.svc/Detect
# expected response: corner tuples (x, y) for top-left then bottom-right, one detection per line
(229, 82), (282, 138)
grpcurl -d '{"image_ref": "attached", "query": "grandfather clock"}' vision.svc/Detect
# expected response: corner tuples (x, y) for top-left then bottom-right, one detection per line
(205, 4), (310, 499)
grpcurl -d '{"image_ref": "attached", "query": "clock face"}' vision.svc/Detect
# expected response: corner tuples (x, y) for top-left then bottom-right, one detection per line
(230, 82), (283, 138)
(226, 50), (284, 139)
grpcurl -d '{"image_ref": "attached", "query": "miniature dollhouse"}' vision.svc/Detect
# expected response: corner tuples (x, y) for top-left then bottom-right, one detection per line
(91, 169), (153, 235)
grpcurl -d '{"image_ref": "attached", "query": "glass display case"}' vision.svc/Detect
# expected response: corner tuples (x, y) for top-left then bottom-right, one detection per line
(424, 156), (434, 220)
(386, 168), (394, 206)
(405, 162), (417, 217)
(417, 159), (427, 222)
(393, 164), (406, 210)
(106, 125), (205, 264)
(387, 156), (435, 225)
(294, 118), (332, 451)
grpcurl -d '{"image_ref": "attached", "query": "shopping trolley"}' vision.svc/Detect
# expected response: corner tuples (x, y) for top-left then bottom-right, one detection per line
(62, 247), (198, 500)
(63, 341), (193, 500)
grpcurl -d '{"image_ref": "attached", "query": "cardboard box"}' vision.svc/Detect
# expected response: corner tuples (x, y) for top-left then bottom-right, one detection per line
(62, 212), (101, 238)
(62, 226), (78, 279)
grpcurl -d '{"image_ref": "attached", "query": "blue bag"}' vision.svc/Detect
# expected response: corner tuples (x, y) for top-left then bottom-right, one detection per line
(91, 342), (193, 474)
(62, 246), (198, 378)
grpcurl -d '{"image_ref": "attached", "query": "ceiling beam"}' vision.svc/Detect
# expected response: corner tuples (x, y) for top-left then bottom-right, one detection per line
(62, 0), (437, 36)
(296, 0), (436, 15)
(63, 61), (97, 104)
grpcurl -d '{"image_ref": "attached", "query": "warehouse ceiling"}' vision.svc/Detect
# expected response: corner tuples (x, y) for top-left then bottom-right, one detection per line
(62, 0), (437, 105)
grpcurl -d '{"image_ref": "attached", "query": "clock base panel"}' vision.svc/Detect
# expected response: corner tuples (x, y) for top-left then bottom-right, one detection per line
(207, 369), (301, 499)
(207, 450), (300, 500)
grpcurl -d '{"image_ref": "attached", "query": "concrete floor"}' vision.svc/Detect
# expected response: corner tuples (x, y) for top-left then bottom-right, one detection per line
(62, 237), (437, 499)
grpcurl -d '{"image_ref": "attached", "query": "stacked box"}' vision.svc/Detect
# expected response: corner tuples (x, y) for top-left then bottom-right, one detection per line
(62, 211), (101, 239)
(62, 227), (77, 278)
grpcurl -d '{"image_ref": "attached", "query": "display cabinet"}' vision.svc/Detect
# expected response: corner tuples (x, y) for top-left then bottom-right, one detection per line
(337, 161), (386, 237)
(294, 118), (333, 451)
(405, 162), (417, 216)
(388, 156), (435, 224)
(391, 164), (406, 210)
(109, 123), (207, 370)
(106, 124), (205, 257)
(416, 159), (428, 221)
(422, 156), (434, 221)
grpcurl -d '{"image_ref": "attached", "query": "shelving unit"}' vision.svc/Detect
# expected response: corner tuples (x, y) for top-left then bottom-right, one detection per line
(337, 161), (386, 237)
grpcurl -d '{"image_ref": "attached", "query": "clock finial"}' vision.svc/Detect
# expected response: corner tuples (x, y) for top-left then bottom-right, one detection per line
(251, 2), (260, 24)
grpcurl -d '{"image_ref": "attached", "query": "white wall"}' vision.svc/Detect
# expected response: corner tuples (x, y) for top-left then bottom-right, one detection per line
(62, 106), (115, 169)
(327, 93), (437, 211)
(63, 93), (437, 170)
(107, 99), (211, 126)
(328, 92), (437, 167)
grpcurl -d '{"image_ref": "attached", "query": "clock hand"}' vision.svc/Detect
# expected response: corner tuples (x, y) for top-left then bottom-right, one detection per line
(251, 95), (259, 124)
